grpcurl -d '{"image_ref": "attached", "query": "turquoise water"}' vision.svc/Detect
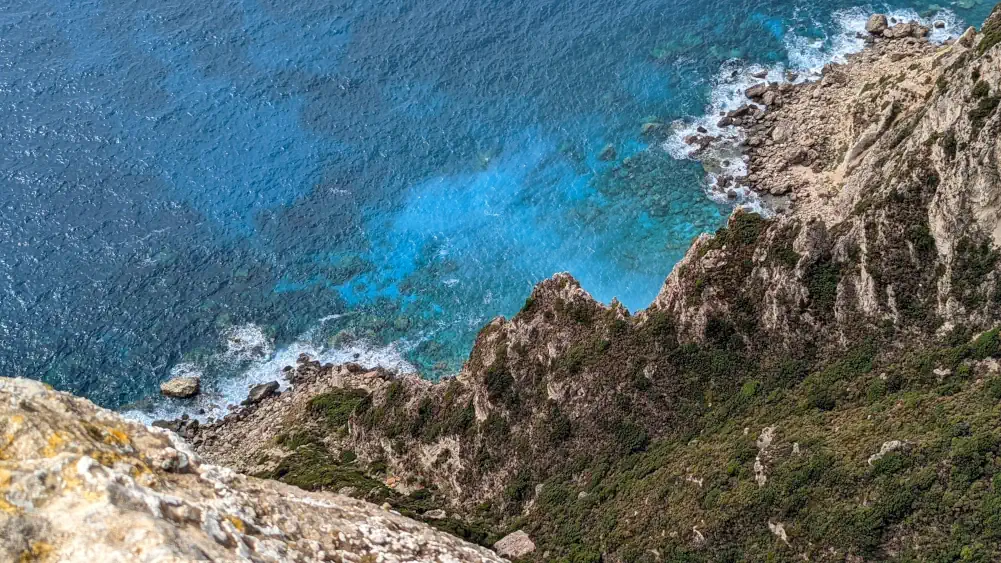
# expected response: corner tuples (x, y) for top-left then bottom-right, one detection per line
(0, 0), (993, 414)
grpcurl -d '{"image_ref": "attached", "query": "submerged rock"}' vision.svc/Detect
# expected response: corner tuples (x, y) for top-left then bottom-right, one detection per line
(160, 375), (200, 398)
(598, 143), (618, 161)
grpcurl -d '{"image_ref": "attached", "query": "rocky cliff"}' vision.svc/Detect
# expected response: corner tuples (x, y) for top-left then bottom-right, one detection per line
(189, 6), (1001, 562)
(5, 5), (1001, 563)
(0, 377), (505, 562)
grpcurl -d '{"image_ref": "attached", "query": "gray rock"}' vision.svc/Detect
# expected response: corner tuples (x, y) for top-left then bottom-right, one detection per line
(494, 530), (536, 559)
(422, 509), (447, 520)
(160, 376), (200, 399)
(243, 381), (280, 405)
(865, 14), (888, 35)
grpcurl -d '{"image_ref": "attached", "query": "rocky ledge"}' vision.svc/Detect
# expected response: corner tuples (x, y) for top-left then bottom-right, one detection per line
(0, 377), (505, 562)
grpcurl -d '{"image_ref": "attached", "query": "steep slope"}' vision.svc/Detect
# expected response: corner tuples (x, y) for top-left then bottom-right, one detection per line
(187, 8), (1001, 562)
(0, 377), (505, 562)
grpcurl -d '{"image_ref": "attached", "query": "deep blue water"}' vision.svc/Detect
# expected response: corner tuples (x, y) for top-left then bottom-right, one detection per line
(0, 0), (994, 412)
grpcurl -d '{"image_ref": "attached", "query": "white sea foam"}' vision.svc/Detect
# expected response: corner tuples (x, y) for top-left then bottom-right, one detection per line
(123, 323), (417, 426)
(666, 5), (964, 206)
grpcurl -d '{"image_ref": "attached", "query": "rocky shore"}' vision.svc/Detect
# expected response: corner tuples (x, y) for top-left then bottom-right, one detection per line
(3, 4), (1001, 562)
(0, 377), (504, 562)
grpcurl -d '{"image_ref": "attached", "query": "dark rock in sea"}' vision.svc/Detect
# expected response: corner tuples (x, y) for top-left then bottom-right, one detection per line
(640, 122), (663, 135)
(751, 69), (769, 79)
(244, 381), (280, 405)
(745, 83), (770, 99)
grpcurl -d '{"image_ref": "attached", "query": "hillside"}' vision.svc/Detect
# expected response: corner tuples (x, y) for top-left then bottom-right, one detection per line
(190, 6), (1001, 562)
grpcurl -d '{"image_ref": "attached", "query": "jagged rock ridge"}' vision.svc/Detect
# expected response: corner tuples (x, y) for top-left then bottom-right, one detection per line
(190, 6), (1001, 561)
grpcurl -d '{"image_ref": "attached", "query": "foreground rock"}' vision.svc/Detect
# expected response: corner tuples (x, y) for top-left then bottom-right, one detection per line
(159, 375), (200, 398)
(0, 377), (505, 562)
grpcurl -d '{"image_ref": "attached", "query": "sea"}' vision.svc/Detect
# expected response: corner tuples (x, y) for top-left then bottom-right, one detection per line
(0, 0), (994, 421)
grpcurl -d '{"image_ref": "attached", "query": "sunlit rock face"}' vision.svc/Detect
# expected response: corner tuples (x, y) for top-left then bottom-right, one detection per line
(0, 377), (505, 563)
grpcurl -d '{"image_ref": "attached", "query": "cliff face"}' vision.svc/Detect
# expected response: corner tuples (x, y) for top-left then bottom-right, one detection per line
(190, 8), (1001, 562)
(7, 6), (1001, 563)
(0, 377), (505, 562)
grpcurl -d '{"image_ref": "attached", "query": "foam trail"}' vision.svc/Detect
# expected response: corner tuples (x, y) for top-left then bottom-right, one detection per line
(665, 5), (965, 204)
(123, 323), (417, 425)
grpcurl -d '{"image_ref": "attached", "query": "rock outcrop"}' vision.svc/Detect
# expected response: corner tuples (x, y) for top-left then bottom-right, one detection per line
(184, 8), (1001, 561)
(8, 6), (1001, 563)
(0, 377), (505, 562)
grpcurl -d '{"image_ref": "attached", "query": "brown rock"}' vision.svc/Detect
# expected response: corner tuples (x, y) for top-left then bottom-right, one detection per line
(745, 83), (770, 99)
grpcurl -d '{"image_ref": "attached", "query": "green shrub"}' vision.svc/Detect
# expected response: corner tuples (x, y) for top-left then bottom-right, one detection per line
(805, 259), (841, 314)
(973, 80), (991, 99)
(970, 328), (1001, 360)
(613, 421), (649, 453)
(308, 388), (370, 427)
(951, 432), (999, 486)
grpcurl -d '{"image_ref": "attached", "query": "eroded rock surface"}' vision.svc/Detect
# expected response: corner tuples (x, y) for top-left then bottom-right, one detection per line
(0, 377), (505, 562)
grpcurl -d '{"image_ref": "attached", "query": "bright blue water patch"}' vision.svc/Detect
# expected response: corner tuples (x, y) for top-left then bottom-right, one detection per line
(0, 0), (993, 408)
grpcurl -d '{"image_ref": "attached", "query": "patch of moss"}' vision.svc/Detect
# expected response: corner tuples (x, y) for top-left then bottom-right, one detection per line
(973, 80), (991, 99)
(274, 430), (317, 450)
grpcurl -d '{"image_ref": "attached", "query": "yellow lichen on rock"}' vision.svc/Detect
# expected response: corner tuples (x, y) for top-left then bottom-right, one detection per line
(0, 377), (507, 563)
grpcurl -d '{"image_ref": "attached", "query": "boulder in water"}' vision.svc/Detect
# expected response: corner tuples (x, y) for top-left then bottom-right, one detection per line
(244, 381), (280, 405)
(865, 14), (889, 34)
(160, 376), (200, 399)
(745, 83), (770, 99)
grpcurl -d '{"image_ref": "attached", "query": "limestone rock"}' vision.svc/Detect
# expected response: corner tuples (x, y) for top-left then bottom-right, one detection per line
(159, 375), (200, 398)
(865, 14), (888, 34)
(959, 26), (977, 48)
(0, 377), (504, 563)
(494, 530), (536, 559)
